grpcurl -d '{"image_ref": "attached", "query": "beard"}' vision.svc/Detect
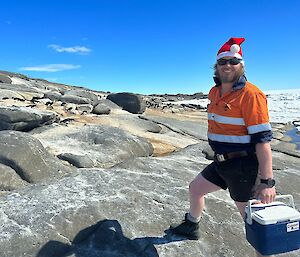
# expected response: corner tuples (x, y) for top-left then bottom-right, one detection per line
(219, 71), (239, 83)
(215, 66), (244, 84)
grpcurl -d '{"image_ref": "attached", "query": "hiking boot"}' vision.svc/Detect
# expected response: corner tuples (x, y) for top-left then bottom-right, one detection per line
(169, 213), (200, 240)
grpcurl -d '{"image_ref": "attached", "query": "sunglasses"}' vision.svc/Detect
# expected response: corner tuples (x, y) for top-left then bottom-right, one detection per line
(217, 58), (242, 66)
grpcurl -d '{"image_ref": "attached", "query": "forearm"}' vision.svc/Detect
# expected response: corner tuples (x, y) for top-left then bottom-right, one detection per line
(255, 142), (276, 203)
(255, 142), (273, 179)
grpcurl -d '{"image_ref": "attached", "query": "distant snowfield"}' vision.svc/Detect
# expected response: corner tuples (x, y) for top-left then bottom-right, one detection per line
(171, 89), (300, 124)
(168, 98), (210, 109)
(265, 88), (300, 124)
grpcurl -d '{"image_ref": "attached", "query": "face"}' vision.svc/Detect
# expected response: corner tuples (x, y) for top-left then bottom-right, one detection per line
(215, 57), (244, 84)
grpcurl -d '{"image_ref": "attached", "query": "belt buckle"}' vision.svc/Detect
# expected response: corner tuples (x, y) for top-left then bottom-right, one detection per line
(216, 154), (226, 162)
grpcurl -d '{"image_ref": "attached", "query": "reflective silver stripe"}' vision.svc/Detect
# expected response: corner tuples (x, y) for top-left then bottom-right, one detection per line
(208, 113), (245, 126)
(208, 133), (251, 143)
(248, 123), (272, 134)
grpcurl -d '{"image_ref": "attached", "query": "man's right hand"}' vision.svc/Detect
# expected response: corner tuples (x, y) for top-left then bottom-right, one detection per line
(255, 184), (276, 204)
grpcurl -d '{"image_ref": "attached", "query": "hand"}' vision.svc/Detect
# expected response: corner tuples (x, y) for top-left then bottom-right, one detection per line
(255, 184), (276, 204)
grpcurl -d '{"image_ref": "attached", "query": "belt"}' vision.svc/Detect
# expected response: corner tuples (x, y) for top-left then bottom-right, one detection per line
(215, 151), (254, 162)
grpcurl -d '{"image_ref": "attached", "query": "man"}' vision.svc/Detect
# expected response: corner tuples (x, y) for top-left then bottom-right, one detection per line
(170, 38), (276, 257)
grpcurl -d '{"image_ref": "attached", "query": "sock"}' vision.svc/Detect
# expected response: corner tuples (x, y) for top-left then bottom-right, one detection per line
(187, 212), (201, 223)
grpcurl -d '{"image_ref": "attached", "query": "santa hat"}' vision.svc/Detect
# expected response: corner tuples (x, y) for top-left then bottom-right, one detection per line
(217, 37), (245, 60)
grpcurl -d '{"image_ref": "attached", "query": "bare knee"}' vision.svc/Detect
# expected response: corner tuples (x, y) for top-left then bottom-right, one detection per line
(189, 174), (221, 197)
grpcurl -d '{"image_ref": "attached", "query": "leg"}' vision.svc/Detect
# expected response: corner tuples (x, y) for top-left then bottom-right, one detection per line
(189, 173), (221, 219)
(235, 201), (247, 220)
(169, 172), (222, 240)
(235, 201), (274, 257)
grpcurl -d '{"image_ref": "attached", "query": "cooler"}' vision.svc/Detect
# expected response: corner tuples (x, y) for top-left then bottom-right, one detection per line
(245, 195), (300, 255)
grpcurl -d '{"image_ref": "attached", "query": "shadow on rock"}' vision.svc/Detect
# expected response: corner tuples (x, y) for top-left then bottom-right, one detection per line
(36, 219), (185, 257)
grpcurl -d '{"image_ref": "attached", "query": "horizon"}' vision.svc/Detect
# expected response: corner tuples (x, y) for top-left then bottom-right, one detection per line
(1, 0), (300, 95)
(2, 69), (300, 96)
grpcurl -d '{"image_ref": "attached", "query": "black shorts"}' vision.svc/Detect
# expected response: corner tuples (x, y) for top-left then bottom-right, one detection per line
(201, 155), (259, 202)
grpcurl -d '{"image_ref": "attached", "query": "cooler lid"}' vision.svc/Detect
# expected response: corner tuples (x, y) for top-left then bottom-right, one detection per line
(252, 205), (300, 225)
(250, 201), (285, 209)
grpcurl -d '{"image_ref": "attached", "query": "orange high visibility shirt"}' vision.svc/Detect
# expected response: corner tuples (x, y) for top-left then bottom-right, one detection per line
(207, 80), (272, 153)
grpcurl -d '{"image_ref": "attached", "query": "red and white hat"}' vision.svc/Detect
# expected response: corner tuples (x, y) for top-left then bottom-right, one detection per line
(217, 37), (245, 60)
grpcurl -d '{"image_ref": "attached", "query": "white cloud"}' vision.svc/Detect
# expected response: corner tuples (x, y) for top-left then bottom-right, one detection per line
(20, 64), (81, 72)
(48, 44), (91, 54)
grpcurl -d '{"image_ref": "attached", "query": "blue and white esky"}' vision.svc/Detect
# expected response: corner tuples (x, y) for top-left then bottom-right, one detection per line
(1, 0), (300, 94)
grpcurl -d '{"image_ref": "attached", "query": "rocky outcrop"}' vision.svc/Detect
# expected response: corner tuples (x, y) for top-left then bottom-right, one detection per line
(63, 89), (99, 106)
(0, 131), (74, 185)
(140, 113), (208, 140)
(0, 73), (12, 83)
(31, 124), (154, 168)
(57, 153), (94, 168)
(0, 82), (42, 93)
(107, 92), (146, 114)
(61, 95), (91, 105)
(0, 163), (29, 191)
(0, 106), (59, 131)
(92, 103), (111, 115)
(0, 143), (299, 257)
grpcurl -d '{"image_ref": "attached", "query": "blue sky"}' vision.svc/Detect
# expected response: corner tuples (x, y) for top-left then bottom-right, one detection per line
(1, 0), (300, 94)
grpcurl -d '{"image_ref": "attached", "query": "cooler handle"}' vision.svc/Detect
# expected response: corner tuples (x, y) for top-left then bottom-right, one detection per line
(245, 194), (295, 225)
(274, 194), (295, 209)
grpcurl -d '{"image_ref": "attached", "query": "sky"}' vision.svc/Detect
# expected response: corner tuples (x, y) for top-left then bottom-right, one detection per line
(1, 0), (300, 95)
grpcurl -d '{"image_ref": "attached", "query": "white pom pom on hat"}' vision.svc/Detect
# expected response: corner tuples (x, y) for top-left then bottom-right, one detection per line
(230, 44), (240, 54)
(217, 37), (245, 61)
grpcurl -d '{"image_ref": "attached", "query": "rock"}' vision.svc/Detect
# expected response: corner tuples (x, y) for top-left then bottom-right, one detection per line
(61, 95), (91, 105)
(272, 151), (300, 171)
(0, 89), (25, 100)
(32, 125), (154, 168)
(0, 73), (12, 83)
(107, 92), (146, 114)
(144, 122), (162, 133)
(57, 153), (94, 168)
(0, 88), (44, 101)
(100, 99), (122, 110)
(0, 163), (29, 191)
(64, 103), (77, 113)
(280, 135), (293, 142)
(0, 131), (74, 184)
(0, 70), (29, 80)
(44, 91), (63, 101)
(271, 123), (286, 130)
(17, 91), (44, 101)
(271, 139), (300, 157)
(1, 143), (298, 257)
(63, 89), (99, 106)
(76, 104), (93, 114)
(92, 103), (111, 115)
(202, 146), (214, 160)
(141, 114), (208, 141)
(0, 144), (203, 257)
(0, 82), (41, 93)
(43, 92), (92, 105)
(181, 103), (206, 110)
(34, 98), (53, 105)
(0, 106), (59, 131)
(272, 131), (284, 140)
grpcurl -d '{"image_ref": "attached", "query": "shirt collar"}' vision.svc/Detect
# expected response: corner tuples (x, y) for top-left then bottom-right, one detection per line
(213, 75), (247, 90)
(232, 75), (247, 90)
